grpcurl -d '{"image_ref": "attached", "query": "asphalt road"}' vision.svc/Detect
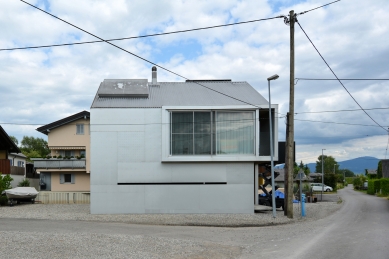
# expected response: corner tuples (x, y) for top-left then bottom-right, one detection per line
(0, 185), (388, 258)
(289, 185), (389, 259)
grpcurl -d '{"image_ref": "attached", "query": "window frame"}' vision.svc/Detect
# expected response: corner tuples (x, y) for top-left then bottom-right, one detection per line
(170, 110), (255, 156)
(162, 105), (277, 162)
(76, 124), (84, 135)
(60, 173), (75, 184)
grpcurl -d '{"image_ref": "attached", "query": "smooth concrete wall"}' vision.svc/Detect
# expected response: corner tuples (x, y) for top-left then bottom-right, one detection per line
(91, 108), (255, 214)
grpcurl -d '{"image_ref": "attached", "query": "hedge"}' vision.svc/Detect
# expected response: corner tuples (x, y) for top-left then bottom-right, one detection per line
(380, 178), (389, 195)
(367, 179), (375, 195)
(374, 180), (381, 194)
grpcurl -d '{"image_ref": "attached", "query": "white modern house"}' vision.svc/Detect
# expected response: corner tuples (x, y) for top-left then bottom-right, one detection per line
(90, 67), (278, 214)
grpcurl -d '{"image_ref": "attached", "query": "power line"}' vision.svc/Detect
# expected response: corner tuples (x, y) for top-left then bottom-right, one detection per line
(0, 17), (282, 51)
(296, 20), (388, 133)
(7, 1), (340, 52)
(298, 0), (341, 15)
(295, 78), (389, 81)
(0, 116), (384, 128)
(19, 0), (280, 111)
(295, 107), (389, 115)
(294, 118), (388, 128)
(294, 133), (388, 139)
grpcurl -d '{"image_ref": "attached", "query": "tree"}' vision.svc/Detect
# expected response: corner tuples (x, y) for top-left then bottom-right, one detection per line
(298, 161), (310, 176)
(315, 155), (338, 175)
(341, 169), (355, 177)
(299, 161), (304, 169)
(304, 164), (311, 175)
(9, 136), (18, 146)
(20, 136), (50, 161)
(353, 177), (362, 189)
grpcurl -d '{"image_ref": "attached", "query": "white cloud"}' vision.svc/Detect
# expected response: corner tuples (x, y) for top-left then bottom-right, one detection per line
(0, 0), (388, 164)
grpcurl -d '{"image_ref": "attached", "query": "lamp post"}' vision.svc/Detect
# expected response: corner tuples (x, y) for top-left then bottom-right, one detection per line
(267, 74), (279, 218)
(333, 163), (337, 174)
(343, 170), (346, 187)
(321, 149), (326, 201)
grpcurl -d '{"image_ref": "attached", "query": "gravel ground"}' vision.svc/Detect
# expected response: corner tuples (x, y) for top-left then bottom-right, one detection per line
(0, 201), (342, 227)
(0, 200), (343, 258)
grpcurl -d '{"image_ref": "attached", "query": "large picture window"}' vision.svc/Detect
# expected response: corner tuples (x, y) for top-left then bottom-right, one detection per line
(170, 111), (254, 155)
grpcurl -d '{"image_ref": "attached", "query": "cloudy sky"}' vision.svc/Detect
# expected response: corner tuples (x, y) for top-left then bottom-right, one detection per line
(1, 0), (388, 165)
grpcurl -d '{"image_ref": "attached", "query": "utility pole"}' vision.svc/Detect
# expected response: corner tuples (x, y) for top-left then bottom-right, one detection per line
(285, 10), (295, 219)
(284, 114), (289, 216)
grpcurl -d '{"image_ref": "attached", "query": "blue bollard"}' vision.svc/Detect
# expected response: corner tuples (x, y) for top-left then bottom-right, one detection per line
(301, 193), (306, 217)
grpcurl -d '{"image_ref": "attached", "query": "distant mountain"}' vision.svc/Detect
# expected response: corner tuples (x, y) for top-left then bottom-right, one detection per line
(306, 156), (380, 174)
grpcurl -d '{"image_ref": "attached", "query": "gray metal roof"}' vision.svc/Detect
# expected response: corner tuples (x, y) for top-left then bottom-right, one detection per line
(91, 80), (268, 108)
(98, 79), (149, 98)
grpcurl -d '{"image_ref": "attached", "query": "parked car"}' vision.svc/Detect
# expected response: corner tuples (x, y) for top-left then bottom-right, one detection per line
(310, 183), (333, 192)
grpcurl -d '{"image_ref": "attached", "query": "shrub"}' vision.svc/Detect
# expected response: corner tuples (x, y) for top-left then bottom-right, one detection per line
(0, 174), (13, 191)
(57, 155), (62, 159)
(46, 155), (52, 159)
(367, 180), (375, 195)
(0, 174), (13, 206)
(52, 156), (57, 158)
(353, 177), (362, 189)
(18, 179), (30, 187)
(380, 178), (389, 195)
(373, 180), (381, 194)
(345, 177), (355, 184)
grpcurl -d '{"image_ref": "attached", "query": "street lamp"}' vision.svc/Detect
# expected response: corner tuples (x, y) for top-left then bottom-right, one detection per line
(343, 170), (346, 187)
(321, 149), (326, 201)
(267, 74), (279, 218)
(333, 163), (337, 174)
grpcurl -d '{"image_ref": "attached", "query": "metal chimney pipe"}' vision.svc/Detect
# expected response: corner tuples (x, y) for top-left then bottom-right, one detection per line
(152, 66), (157, 84)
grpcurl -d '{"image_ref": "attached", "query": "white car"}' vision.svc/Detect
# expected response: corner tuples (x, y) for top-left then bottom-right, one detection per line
(310, 183), (333, 192)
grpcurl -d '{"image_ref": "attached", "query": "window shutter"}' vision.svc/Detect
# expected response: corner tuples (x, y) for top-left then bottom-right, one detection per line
(60, 174), (64, 184)
(71, 174), (75, 184)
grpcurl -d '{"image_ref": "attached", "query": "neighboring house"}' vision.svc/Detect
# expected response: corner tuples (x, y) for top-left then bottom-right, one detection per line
(8, 152), (27, 188)
(0, 125), (21, 175)
(365, 169), (377, 179)
(32, 111), (90, 203)
(9, 152), (26, 173)
(90, 67), (279, 214)
(309, 173), (322, 180)
(274, 169), (312, 189)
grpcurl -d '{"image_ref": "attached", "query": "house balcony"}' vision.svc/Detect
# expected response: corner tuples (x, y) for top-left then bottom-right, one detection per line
(10, 166), (25, 175)
(32, 158), (86, 169)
